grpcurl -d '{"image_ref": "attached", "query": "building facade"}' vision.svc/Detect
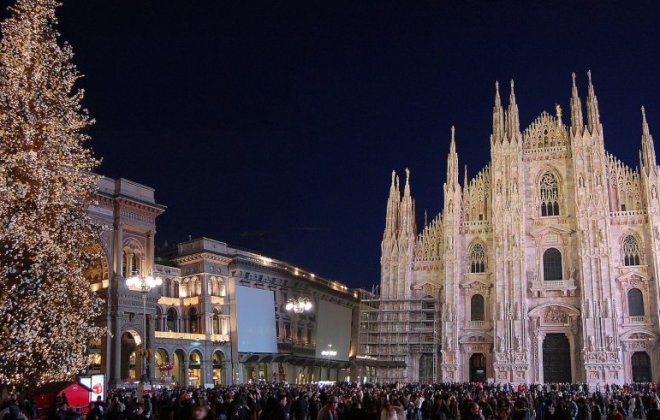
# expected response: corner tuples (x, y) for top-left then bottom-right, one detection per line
(359, 72), (660, 385)
(85, 182), (357, 388)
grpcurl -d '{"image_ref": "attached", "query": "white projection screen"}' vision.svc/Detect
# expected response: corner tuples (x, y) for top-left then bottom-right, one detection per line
(315, 300), (352, 361)
(235, 285), (278, 353)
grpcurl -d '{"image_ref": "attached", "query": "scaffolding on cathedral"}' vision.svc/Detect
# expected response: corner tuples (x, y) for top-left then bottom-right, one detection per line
(358, 288), (442, 383)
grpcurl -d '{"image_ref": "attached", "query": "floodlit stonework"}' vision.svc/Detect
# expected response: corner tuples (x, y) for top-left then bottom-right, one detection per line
(359, 72), (660, 385)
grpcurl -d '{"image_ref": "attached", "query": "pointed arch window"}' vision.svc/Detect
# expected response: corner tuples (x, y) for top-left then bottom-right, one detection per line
(540, 172), (560, 216)
(166, 308), (177, 332)
(189, 307), (199, 333)
(623, 235), (641, 266)
(469, 243), (486, 273)
(155, 306), (163, 331)
(212, 309), (220, 334)
(471, 294), (485, 321)
(543, 248), (562, 281)
(627, 288), (644, 317)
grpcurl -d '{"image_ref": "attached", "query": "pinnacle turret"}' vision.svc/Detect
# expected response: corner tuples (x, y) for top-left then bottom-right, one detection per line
(383, 170), (400, 240)
(641, 106), (657, 172)
(493, 81), (505, 141)
(446, 126), (459, 188)
(399, 168), (416, 239)
(570, 72), (584, 136)
(586, 70), (601, 133)
(505, 80), (520, 140)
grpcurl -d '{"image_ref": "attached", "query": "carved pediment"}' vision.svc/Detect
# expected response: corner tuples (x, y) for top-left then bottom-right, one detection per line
(528, 304), (580, 324)
(615, 271), (648, 287)
(528, 224), (573, 239)
(621, 330), (658, 341)
(460, 278), (492, 292)
(459, 333), (493, 344)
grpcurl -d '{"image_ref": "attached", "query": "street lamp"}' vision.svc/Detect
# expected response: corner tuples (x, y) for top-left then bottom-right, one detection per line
(126, 274), (162, 383)
(285, 297), (313, 314)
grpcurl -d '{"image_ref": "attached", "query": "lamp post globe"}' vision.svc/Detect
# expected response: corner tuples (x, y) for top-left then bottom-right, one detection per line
(125, 274), (162, 384)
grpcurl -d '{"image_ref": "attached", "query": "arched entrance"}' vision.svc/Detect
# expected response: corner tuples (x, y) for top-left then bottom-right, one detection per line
(419, 354), (433, 384)
(189, 350), (203, 386)
(631, 352), (652, 382)
(120, 330), (143, 381)
(154, 349), (170, 384)
(469, 353), (486, 382)
(172, 349), (186, 386)
(212, 351), (224, 385)
(543, 333), (571, 383)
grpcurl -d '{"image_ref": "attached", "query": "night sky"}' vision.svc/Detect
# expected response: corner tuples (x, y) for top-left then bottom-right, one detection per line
(6, 1), (660, 289)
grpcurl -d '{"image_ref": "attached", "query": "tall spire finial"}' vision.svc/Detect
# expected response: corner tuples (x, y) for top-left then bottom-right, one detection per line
(391, 170), (396, 186)
(463, 165), (468, 188)
(405, 167), (410, 186)
(446, 126), (459, 188)
(505, 79), (520, 140)
(586, 70), (600, 133)
(641, 106), (657, 171)
(509, 79), (516, 103)
(570, 71), (584, 135)
(493, 81), (505, 142)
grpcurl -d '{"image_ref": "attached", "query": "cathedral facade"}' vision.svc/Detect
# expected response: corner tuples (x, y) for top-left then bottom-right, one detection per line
(359, 72), (660, 385)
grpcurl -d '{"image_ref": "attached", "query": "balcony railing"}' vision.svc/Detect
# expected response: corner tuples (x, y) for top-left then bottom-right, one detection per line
(529, 279), (577, 297)
(465, 320), (490, 329)
(155, 331), (206, 341)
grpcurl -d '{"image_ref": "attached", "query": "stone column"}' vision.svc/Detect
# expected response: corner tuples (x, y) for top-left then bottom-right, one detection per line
(537, 332), (545, 384)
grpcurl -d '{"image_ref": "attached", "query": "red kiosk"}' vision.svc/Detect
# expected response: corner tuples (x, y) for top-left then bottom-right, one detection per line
(33, 381), (92, 418)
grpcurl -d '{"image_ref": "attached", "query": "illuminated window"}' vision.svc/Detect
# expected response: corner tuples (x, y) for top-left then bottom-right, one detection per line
(166, 308), (177, 332)
(540, 172), (560, 216)
(469, 244), (486, 273)
(189, 307), (198, 333)
(623, 235), (641, 266)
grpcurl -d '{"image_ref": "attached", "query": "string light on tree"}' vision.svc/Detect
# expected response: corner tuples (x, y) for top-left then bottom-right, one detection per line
(0, 0), (104, 387)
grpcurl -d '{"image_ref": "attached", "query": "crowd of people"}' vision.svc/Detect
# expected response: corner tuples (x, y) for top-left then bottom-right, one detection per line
(2, 382), (660, 420)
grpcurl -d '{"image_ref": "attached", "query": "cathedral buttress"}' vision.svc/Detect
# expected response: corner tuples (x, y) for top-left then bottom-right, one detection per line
(491, 80), (528, 382)
(440, 126), (462, 381)
(571, 71), (623, 383)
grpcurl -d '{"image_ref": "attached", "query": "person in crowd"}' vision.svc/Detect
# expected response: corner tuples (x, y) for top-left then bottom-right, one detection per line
(317, 395), (339, 420)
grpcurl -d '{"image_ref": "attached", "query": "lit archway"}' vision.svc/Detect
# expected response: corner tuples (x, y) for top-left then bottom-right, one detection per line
(154, 349), (170, 383)
(172, 349), (186, 386)
(120, 329), (142, 381)
(189, 350), (203, 386)
(212, 351), (224, 385)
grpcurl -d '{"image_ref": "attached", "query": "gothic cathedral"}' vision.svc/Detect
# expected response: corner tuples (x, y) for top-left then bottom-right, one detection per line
(365, 72), (660, 385)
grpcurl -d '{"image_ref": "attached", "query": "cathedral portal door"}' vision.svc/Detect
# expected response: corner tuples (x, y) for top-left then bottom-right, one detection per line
(469, 353), (487, 383)
(419, 354), (433, 384)
(631, 352), (652, 383)
(543, 333), (571, 383)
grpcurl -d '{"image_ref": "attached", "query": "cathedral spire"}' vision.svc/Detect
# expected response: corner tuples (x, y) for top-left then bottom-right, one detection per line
(399, 168), (416, 239)
(586, 70), (601, 133)
(570, 72), (584, 136)
(493, 81), (505, 142)
(463, 164), (468, 190)
(505, 80), (520, 141)
(447, 126), (459, 188)
(383, 170), (400, 240)
(641, 106), (657, 171)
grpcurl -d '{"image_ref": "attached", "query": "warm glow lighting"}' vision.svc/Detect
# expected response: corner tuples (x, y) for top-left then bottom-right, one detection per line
(285, 297), (313, 314)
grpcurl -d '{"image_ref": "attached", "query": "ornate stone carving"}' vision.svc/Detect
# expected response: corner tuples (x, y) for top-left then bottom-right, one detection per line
(543, 307), (568, 324)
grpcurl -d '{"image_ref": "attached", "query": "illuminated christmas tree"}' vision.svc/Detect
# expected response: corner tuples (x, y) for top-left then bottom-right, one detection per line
(0, 0), (104, 387)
